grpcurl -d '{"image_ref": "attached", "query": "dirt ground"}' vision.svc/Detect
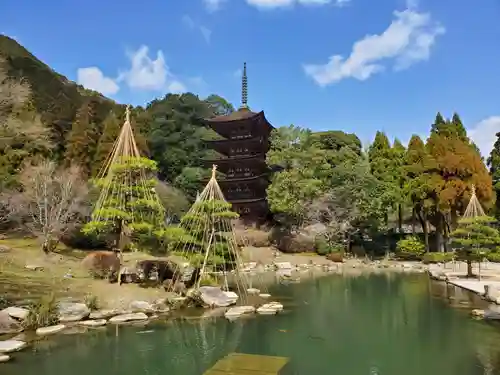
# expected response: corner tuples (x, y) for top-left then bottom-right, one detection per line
(0, 238), (167, 310)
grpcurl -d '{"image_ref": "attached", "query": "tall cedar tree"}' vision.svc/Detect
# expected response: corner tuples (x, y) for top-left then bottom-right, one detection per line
(404, 135), (435, 251)
(64, 100), (100, 177)
(392, 139), (407, 232)
(426, 112), (494, 251)
(488, 132), (500, 218)
(368, 131), (397, 226)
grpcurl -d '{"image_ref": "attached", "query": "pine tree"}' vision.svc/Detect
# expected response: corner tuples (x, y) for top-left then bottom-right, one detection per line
(174, 199), (239, 269)
(488, 132), (500, 218)
(451, 216), (500, 277)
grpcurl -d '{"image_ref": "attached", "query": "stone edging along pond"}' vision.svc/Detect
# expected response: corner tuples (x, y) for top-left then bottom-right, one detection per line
(0, 260), (429, 363)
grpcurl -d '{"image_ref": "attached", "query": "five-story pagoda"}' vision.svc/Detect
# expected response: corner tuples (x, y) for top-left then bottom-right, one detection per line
(203, 63), (273, 222)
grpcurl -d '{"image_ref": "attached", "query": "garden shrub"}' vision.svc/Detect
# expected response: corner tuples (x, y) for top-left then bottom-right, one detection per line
(422, 252), (455, 264)
(396, 236), (425, 260)
(487, 252), (500, 263)
(22, 293), (59, 330)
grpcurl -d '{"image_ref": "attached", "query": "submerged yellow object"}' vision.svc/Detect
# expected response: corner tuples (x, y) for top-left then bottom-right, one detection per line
(204, 352), (289, 375)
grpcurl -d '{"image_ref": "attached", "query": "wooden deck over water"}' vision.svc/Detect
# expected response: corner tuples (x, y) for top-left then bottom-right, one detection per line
(204, 353), (289, 375)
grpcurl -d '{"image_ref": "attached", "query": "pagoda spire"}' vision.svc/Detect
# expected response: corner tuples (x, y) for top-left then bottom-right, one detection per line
(240, 62), (248, 109)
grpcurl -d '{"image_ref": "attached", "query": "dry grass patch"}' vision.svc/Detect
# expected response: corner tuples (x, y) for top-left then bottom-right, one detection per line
(0, 237), (169, 309)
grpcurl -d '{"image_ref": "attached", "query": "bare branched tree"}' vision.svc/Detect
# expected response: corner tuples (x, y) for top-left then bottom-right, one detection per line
(16, 161), (88, 253)
(307, 191), (358, 248)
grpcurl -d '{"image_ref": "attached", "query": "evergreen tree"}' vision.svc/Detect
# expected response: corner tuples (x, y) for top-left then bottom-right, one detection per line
(175, 199), (239, 269)
(64, 100), (99, 177)
(368, 131), (395, 226)
(427, 120), (494, 251)
(404, 135), (435, 250)
(392, 138), (407, 232)
(431, 112), (468, 142)
(83, 156), (165, 252)
(451, 216), (500, 277)
(488, 132), (500, 218)
(92, 110), (121, 176)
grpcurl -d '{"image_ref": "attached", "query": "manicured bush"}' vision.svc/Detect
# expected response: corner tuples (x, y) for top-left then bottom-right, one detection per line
(396, 236), (425, 260)
(487, 252), (500, 263)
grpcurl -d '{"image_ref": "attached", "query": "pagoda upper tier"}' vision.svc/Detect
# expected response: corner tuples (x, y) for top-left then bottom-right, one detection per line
(203, 108), (273, 141)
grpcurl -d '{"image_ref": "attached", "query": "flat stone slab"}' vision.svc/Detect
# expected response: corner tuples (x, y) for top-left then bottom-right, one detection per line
(89, 309), (119, 319)
(109, 312), (148, 323)
(36, 324), (66, 335)
(225, 306), (255, 319)
(448, 280), (500, 295)
(3, 307), (29, 320)
(0, 354), (10, 363)
(0, 340), (27, 353)
(204, 353), (289, 375)
(78, 319), (107, 327)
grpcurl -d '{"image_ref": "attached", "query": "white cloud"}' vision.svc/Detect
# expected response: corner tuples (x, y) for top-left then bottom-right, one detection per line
(469, 116), (500, 159)
(168, 80), (187, 93)
(77, 67), (120, 95)
(303, 4), (445, 86)
(117, 45), (184, 92)
(245, 0), (348, 8)
(203, 0), (227, 12)
(182, 15), (212, 44)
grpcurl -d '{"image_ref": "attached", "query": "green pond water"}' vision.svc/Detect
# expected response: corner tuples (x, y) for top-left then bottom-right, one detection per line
(5, 273), (500, 375)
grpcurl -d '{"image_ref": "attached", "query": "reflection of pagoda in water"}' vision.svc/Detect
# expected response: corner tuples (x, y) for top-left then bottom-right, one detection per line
(203, 63), (273, 223)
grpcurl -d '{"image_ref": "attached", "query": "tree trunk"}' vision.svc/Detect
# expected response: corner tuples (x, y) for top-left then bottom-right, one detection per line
(398, 204), (403, 233)
(416, 209), (429, 252)
(411, 207), (416, 235)
(467, 259), (473, 278)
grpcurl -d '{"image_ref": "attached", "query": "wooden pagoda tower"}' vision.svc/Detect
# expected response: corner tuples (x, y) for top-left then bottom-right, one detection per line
(203, 63), (274, 222)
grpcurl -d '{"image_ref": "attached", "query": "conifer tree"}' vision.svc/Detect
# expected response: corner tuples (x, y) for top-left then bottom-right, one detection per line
(404, 135), (434, 250)
(392, 139), (407, 232)
(174, 199), (239, 268)
(427, 113), (494, 251)
(488, 132), (500, 218)
(368, 131), (396, 226)
(92, 110), (121, 176)
(64, 101), (99, 177)
(451, 216), (500, 277)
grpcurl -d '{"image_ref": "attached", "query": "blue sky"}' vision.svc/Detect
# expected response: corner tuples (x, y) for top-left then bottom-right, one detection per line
(1, 0), (500, 157)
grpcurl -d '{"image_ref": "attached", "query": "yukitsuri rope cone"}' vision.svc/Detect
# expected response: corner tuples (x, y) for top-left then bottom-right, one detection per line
(83, 106), (165, 254)
(453, 184), (489, 275)
(463, 185), (486, 219)
(166, 164), (264, 304)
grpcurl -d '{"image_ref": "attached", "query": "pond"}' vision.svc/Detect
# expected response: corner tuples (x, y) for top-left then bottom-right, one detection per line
(4, 273), (500, 375)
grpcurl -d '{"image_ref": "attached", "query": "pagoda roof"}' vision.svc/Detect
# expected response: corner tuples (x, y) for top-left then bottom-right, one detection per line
(204, 108), (274, 128)
(203, 153), (267, 164)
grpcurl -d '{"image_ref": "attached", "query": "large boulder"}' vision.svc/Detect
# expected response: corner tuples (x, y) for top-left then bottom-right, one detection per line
(81, 251), (121, 280)
(58, 302), (90, 322)
(195, 286), (236, 308)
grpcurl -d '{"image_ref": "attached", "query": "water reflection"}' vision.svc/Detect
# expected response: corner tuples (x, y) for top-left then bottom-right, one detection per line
(5, 274), (500, 375)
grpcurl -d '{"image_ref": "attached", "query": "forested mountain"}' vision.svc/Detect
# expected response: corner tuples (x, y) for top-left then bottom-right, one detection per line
(0, 34), (231, 198)
(1, 34), (498, 258)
